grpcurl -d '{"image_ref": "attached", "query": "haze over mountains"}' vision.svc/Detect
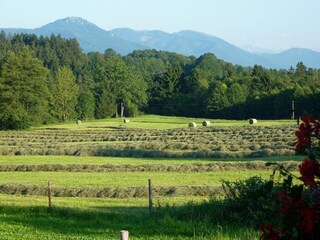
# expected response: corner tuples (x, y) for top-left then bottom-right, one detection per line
(2, 17), (320, 69)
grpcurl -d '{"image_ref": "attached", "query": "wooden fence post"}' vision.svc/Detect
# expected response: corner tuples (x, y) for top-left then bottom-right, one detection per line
(148, 179), (153, 215)
(291, 100), (295, 120)
(48, 181), (52, 208)
(120, 230), (129, 240)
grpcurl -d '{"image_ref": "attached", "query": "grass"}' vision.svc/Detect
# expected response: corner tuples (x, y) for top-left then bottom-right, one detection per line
(0, 117), (297, 158)
(0, 170), (274, 188)
(0, 194), (260, 239)
(0, 155), (300, 199)
(0, 194), (208, 208)
(0, 115), (301, 239)
(35, 114), (297, 130)
(0, 155), (303, 165)
(0, 206), (260, 239)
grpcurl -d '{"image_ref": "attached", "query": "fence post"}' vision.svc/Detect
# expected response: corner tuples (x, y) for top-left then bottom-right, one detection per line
(120, 230), (129, 240)
(48, 181), (52, 208)
(148, 179), (153, 215)
(291, 100), (295, 120)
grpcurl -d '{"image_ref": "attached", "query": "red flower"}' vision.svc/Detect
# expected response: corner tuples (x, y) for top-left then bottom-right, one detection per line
(299, 208), (315, 233)
(276, 191), (292, 214)
(299, 158), (320, 189)
(259, 115), (320, 240)
(295, 118), (312, 151)
(295, 116), (320, 151)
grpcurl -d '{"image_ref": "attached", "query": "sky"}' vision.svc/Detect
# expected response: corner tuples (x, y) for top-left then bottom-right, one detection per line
(0, 0), (319, 52)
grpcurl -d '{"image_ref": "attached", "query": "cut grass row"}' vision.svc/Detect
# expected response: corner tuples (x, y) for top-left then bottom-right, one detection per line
(0, 167), (300, 198)
(0, 155), (303, 165)
(0, 162), (299, 173)
(0, 121), (297, 158)
(0, 156), (300, 198)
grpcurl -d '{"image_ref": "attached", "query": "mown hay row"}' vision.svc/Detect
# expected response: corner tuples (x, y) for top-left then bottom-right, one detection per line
(0, 125), (297, 158)
(95, 148), (295, 158)
(0, 162), (298, 172)
(0, 144), (296, 158)
(0, 184), (223, 198)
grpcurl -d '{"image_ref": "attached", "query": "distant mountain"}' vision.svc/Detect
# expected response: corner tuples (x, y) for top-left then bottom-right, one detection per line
(240, 45), (282, 54)
(2, 17), (320, 69)
(3, 17), (147, 54)
(109, 29), (261, 67)
(255, 48), (320, 69)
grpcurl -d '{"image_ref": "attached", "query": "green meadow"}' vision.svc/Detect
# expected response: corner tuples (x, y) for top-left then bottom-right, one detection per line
(0, 115), (299, 239)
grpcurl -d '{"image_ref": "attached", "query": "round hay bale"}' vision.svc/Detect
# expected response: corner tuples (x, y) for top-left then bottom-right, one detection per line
(249, 118), (258, 124)
(202, 121), (211, 126)
(188, 122), (197, 128)
(76, 120), (82, 125)
(123, 119), (130, 123)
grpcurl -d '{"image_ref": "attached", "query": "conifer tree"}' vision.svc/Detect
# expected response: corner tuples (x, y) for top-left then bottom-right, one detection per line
(0, 47), (49, 129)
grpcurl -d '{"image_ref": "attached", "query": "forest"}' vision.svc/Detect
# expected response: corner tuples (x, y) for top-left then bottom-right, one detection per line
(0, 31), (319, 130)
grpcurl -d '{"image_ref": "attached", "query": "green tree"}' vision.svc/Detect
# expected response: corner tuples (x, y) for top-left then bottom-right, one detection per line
(50, 67), (79, 121)
(76, 90), (95, 120)
(148, 65), (184, 115)
(0, 47), (49, 129)
(151, 65), (183, 102)
(295, 62), (307, 78)
(208, 83), (229, 112)
(227, 82), (247, 105)
(250, 65), (273, 98)
(95, 86), (117, 119)
(0, 31), (11, 69)
(100, 55), (148, 117)
(186, 53), (223, 92)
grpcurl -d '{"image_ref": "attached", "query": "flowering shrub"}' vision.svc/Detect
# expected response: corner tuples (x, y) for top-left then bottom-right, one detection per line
(260, 116), (320, 240)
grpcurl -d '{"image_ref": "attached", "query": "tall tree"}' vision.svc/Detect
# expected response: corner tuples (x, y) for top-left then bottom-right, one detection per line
(0, 47), (49, 129)
(208, 83), (229, 112)
(97, 55), (148, 117)
(50, 67), (79, 121)
(148, 65), (184, 115)
(76, 90), (95, 120)
(295, 62), (307, 78)
(150, 65), (183, 102)
(0, 31), (11, 68)
(250, 65), (273, 98)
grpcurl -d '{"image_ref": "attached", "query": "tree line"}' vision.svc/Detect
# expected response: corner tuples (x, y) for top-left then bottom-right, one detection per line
(0, 31), (319, 129)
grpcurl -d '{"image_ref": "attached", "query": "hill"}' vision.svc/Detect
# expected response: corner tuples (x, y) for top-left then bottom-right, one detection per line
(2, 17), (320, 69)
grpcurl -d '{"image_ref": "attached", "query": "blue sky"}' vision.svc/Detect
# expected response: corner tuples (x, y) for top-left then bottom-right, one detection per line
(0, 0), (319, 52)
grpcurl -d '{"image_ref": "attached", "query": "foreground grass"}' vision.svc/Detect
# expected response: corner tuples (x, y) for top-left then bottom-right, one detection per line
(0, 194), (259, 239)
(0, 194), (207, 208)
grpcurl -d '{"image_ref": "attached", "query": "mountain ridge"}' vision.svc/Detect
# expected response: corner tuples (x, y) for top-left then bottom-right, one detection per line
(1, 17), (320, 69)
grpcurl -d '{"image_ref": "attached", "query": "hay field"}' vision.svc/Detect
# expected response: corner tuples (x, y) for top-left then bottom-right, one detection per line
(0, 115), (297, 158)
(0, 115), (300, 239)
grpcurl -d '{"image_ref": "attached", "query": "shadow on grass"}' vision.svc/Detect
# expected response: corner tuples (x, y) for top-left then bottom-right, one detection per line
(0, 201), (258, 239)
(43, 128), (70, 130)
(0, 205), (199, 239)
(94, 147), (299, 160)
(86, 126), (124, 130)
